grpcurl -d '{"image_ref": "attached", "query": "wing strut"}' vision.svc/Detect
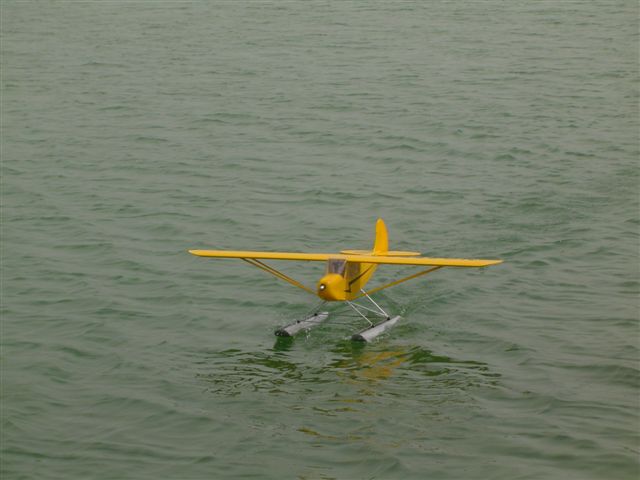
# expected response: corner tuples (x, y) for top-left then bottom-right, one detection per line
(356, 266), (444, 298)
(242, 258), (315, 295)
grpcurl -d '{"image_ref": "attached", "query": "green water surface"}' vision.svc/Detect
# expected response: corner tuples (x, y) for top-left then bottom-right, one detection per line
(2, 1), (638, 479)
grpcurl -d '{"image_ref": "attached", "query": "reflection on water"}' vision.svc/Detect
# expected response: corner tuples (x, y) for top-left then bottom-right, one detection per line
(272, 335), (295, 352)
(342, 350), (408, 381)
(191, 342), (501, 458)
(195, 341), (498, 398)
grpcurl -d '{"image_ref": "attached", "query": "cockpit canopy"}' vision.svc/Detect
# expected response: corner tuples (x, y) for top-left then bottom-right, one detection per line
(326, 259), (346, 275)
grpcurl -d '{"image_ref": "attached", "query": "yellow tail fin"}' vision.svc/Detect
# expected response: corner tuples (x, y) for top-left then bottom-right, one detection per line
(373, 218), (389, 254)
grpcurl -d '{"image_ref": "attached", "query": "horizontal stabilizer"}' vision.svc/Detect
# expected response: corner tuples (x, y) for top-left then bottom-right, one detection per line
(340, 249), (421, 257)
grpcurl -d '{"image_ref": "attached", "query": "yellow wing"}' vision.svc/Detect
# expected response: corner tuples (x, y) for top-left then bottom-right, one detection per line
(188, 250), (502, 267)
(340, 254), (501, 268)
(188, 250), (335, 262)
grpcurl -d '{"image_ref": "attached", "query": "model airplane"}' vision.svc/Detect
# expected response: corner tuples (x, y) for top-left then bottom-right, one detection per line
(189, 219), (502, 342)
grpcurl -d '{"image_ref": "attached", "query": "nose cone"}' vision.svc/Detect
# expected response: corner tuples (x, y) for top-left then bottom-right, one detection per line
(317, 274), (345, 301)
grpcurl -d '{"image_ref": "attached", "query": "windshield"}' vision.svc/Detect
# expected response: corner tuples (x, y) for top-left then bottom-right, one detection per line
(326, 259), (346, 275)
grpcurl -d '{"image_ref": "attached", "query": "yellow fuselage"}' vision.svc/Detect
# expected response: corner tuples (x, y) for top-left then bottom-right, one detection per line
(316, 259), (377, 301)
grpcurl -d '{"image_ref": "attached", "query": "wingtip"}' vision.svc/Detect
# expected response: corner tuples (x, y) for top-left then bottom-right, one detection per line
(485, 259), (504, 266)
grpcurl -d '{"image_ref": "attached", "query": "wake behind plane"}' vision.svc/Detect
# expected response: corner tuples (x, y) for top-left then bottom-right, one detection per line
(189, 219), (502, 342)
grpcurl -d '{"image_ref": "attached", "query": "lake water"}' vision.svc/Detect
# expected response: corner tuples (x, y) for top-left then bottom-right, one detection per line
(2, 1), (638, 479)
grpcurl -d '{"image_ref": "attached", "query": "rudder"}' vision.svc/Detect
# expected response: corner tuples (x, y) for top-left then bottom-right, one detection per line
(373, 218), (389, 254)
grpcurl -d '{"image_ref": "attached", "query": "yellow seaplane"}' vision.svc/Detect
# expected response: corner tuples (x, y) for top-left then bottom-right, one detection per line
(189, 219), (502, 342)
